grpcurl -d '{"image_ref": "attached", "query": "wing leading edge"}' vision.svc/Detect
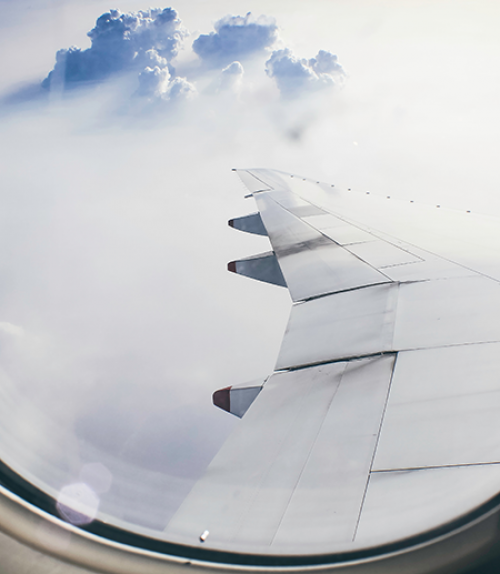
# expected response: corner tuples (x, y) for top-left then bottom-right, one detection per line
(164, 170), (500, 568)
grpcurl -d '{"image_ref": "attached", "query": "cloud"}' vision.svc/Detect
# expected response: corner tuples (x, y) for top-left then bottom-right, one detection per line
(36, 7), (346, 114)
(192, 13), (278, 65)
(137, 48), (169, 70)
(167, 76), (197, 100)
(42, 8), (186, 90)
(221, 60), (244, 78)
(217, 61), (244, 94)
(135, 66), (196, 101)
(0, 5), (351, 532)
(265, 48), (346, 98)
(136, 65), (170, 98)
(0, 322), (24, 337)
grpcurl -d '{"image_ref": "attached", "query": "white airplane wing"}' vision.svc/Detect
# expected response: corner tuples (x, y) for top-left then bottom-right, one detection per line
(164, 170), (500, 568)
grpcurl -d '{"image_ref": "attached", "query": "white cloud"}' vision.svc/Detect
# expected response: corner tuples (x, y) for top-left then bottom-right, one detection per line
(135, 65), (196, 103)
(30, 7), (347, 114)
(136, 65), (171, 98)
(192, 13), (278, 66)
(0, 322), (24, 337)
(221, 60), (244, 79)
(265, 48), (346, 98)
(217, 61), (244, 94)
(166, 76), (197, 100)
(137, 48), (168, 70)
(42, 8), (186, 90)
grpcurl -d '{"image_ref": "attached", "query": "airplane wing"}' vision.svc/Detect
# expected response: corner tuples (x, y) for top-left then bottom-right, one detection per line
(164, 170), (500, 570)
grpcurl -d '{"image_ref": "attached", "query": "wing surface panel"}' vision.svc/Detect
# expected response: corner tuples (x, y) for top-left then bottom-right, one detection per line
(236, 170), (271, 193)
(393, 276), (500, 349)
(277, 275), (500, 370)
(165, 356), (395, 554)
(373, 343), (500, 470)
(263, 190), (326, 217)
(355, 464), (500, 546)
(241, 169), (482, 297)
(165, 362), (345, 547)
(346, 240), (423, 268)
(268, 169), (500, 283)
(270, 355), (393, 551)
(379, 252), (474, 282)
(320, 226), (378, 246)
(301, 213), (356, 231)
(275, 283), (399, 370)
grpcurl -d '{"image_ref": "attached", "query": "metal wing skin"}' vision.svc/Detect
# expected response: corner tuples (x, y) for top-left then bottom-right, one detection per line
(164, 170), (500, 572)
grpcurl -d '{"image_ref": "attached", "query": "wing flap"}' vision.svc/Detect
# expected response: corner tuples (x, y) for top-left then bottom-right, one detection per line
(276, 282), (399, 370)
(253, 192), (389, 301)
(165, 355), (395, 555)
(241, 169), (488, 285)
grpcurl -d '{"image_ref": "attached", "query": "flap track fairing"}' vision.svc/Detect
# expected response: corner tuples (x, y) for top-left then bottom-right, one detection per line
(228, 213), (268, 236)
(228, 251), (287, 288)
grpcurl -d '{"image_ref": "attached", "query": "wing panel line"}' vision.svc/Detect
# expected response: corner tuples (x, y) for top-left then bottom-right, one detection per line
(262, 193), (395, 285)
(268, 362), (349, 546)
(226, 365), (345, 546)
(352, 353), (399, 541)
(372, 462), (500, 473)
(277, 185), (500, 285)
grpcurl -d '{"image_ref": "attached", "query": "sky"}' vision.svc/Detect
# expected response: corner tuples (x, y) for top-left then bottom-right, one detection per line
(1, 0), (500, 538)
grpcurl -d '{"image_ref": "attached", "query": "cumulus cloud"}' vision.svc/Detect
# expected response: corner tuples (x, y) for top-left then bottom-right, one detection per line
(136, 65), (171, 98)
(193, 13), (278, 65)
(42, 8), (186, 90)
(136, 66), (196, 101)
(33, 7), (346, 115)
(218, 61), (244, 93)
(166, 76), (197, 100)
(266, 48), (346, 98)
(136, 48), (169, 70)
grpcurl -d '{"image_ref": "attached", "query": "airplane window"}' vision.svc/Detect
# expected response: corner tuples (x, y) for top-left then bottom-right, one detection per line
(1, 2), (500, 574)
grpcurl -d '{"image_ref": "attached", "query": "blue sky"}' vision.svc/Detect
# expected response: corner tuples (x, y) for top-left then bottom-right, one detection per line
(1, 0), (500, 534)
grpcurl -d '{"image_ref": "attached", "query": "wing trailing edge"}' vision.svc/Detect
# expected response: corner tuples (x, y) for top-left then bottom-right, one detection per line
(163, 168), (500, 572)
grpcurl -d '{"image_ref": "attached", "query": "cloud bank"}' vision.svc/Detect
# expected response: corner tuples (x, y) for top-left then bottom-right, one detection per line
(42, 8), (186, 90)
(266, 49), (346, 98)
(38, 7), (345, 108)
(0, 1), (351, 539)
(192, 13), (278, 66)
